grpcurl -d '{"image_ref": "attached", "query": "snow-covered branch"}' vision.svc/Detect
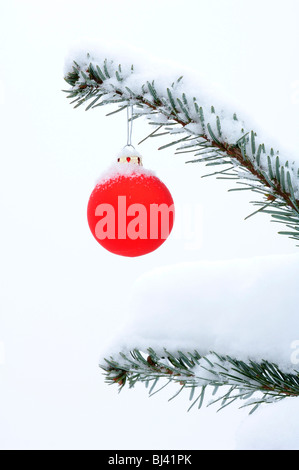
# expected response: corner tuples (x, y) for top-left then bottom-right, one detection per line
(63, 51), (299, 245)
(102, 349), (299, 414)
(98, 253), (299, 413)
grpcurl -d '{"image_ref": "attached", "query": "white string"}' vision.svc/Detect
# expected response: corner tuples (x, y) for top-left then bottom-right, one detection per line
(127, 103), (134, 148)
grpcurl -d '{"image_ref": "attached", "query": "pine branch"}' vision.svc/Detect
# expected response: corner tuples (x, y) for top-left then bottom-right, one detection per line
(63, 53), (299, 245)
(101, 348), (299, 413)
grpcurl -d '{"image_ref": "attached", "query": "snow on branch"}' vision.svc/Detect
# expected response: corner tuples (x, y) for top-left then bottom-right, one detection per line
(101, 348), (299, 414)
(63, 49), (299, 246)
(100, 253), (299, 412)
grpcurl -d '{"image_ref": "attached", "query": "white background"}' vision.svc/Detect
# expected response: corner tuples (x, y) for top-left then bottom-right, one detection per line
(0, 0), (298, 450)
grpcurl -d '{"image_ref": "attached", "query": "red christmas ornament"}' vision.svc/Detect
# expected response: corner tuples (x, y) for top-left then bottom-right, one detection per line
(87, 149), (175, 257)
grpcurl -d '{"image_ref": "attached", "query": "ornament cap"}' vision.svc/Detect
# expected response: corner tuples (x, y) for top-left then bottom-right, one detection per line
(117, 145), (143, 166)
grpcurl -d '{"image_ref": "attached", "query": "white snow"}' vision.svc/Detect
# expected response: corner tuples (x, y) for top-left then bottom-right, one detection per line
(104, 253), (299, 373)
(116, 146), (142, 159)
(235, 397), (299, 450)
(94, 159), (156, 186)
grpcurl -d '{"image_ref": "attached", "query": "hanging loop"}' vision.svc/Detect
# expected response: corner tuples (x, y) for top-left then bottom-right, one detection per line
(117, 102), (143, 166)
(127, 102), (134, 148)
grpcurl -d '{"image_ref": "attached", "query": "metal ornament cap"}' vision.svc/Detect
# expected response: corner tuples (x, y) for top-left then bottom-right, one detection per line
(116, 145), (143, 166)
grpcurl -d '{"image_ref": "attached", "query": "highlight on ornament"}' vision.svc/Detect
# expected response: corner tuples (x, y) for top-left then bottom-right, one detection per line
(87, 147), (175, 257)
